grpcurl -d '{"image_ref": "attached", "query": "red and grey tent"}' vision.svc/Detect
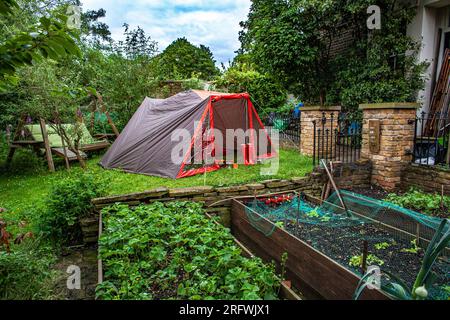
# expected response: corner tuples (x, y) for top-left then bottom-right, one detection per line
(100, 90), (276, 179)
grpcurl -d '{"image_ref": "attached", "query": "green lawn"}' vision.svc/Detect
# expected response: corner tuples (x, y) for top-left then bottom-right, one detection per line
(0, 147), (313, 229)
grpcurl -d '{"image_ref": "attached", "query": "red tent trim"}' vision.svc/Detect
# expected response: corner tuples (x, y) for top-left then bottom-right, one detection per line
(176, 99), (212, 178)
(176, 93), (276, 179)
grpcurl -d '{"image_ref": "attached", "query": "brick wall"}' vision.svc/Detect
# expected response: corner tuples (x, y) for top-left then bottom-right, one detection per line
(328, 26), (356, 58)
(360, 103), (418, 190)
(84, 161), (372, 243)
(300, 106), (341, 156)
(401, 163), (450, 196)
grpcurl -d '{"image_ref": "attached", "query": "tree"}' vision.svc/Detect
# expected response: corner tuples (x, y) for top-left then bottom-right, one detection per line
(214, 53), (286, 114)
(153, 37), (220, 80)
(240, 0), (338, 105)
(240, 0), (428, 111)
(114, 24), (158, 59)
(327, 1), (428, 112)
(0, 0), (81, 90)
(81, 8), (112, 45)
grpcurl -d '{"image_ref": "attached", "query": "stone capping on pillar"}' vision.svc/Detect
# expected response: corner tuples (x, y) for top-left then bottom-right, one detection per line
(301, 105), (342, 112)
(359, 102), (419, 110)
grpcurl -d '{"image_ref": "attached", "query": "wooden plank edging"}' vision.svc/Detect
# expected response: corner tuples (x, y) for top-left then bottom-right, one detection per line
(230, 199), (390, 300)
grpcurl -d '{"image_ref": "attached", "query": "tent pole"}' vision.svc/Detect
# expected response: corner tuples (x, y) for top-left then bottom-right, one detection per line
(203, 165), (207, 186)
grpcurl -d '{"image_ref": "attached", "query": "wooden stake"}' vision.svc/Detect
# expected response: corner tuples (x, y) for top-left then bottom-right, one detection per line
(90, 100), (96, 133)
(320, 159), (351, 217)
(296, 192), (301, 232)
(416, 223), (421, 247)
(98, 210), (103, 286)
(321, 183), (327, 201)
(324, 181), (331, 200)
(361, 240), (368, 274)
(6, 124), (12, 145)
(39, 118), (55, 172)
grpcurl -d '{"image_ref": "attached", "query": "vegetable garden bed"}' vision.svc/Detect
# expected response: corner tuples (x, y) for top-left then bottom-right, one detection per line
(231, 192), (450, 300)
(96, 201), (300, 300)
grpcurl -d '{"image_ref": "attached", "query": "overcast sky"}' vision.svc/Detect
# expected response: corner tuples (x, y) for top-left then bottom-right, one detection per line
(81, 0), (251, 65)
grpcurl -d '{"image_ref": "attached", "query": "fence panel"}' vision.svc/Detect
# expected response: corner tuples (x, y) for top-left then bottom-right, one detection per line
(264, 113), (301, 148)
(413, 112), (450, 167)
(313, 112), (362, 166)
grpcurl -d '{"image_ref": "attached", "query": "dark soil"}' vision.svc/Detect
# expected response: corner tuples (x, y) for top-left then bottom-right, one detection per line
(252, 196), (450, 299)
(346, 185), (390, 200)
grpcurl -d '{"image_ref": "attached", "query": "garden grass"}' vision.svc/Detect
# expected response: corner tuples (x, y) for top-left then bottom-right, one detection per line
(0, 146), (313, 231)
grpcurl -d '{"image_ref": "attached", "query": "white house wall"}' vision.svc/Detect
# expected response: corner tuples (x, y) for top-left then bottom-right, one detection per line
(407, 0), (450, 114)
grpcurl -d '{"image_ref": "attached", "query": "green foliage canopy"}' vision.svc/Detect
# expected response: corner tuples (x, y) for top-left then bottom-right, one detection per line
(0, 0), (81, 90)
(153, 37), (220, 80)
(214, 54), (287, 114)
(240, 0), (428, 111)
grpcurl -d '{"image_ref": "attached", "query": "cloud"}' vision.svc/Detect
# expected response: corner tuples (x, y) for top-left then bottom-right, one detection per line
(81, 0), (251, 64)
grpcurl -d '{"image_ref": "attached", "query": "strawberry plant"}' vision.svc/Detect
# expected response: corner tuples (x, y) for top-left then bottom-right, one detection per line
(97, 202), (281, 300)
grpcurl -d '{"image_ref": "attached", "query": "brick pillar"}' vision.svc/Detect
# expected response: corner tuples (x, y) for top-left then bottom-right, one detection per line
(360, 103), (418, 191)
(300, 106), (341, 157)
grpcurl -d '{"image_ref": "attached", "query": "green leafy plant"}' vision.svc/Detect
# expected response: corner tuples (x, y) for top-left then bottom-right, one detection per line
(38, 171), (106, 246)
(240, 0), (427, 111)
(349, 254), (384, 268)
(385, 188), (450, 218)
(401, 239), (421, 254)
(374, 242), (391, 250)
(97, 202), (281, 300)
(275, 221), (284, 229)
(214, 53), (286, 114)
(306, 208), (320, 219)
(354, 219), (450, 300)
(0, 0), (81, 90)
(442, 285), (450, 298)
(0, 237), (60, 299)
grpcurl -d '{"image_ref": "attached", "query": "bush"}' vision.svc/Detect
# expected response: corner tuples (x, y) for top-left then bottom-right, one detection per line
(214, 58), (286, 115)
(97, 202), (281, 300)
(39, 172), (106, 245)
(0, 238), (60, 300)
(385, 188), (450, 218)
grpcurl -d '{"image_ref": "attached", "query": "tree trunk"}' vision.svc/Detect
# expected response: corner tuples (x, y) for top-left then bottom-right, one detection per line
(97, 93), (120, 137)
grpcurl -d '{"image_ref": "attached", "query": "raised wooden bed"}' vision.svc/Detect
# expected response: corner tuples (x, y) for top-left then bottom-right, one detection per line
(231, 199), (390, 300)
